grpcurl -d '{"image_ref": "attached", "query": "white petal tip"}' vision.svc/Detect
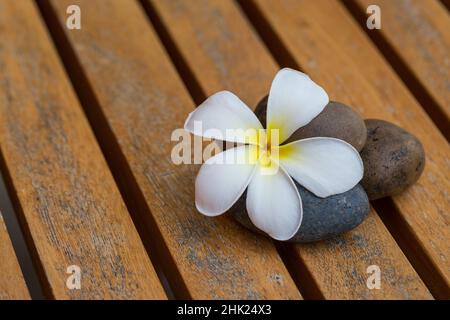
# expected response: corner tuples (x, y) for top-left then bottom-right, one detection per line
(268, 221), (302, 241)
(194, 145), (257, 217)
(183, 91), (262, 142)
(246, 166), (303, 242)
(195, 202), (224, 217)
(267, 68), (330, 142)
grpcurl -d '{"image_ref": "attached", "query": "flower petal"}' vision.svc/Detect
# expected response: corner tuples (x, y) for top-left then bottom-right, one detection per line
(185, 91), (263, 144)
(267, 68), (329, 143)
(246, 165), (303, 240)
(195, 145), (258, 216)
(279, 137), (364, 198)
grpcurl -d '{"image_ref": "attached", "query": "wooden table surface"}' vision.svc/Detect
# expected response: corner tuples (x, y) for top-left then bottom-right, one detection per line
(0, 0), (448, 300)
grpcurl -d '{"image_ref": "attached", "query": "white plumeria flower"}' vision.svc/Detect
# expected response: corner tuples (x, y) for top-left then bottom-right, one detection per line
(184, 68), (363, 241)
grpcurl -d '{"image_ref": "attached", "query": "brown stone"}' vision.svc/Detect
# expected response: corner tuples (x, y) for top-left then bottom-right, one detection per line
(361, 119), (425, 200)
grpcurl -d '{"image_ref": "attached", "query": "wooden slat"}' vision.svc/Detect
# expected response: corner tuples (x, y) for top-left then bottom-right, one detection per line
(247, 0), (450, 298)
(0, 212), (30, 299)
(352, 0), (450, 139)
(0, 0), (165, 299)
(43, 0), (301, 299)
(150, 0), (432, 299)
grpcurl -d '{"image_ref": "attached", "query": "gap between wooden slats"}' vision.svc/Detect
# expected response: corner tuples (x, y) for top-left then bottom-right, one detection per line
(0, 167), (45, 299)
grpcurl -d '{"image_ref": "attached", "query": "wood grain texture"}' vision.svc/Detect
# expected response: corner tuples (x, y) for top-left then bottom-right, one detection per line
(290, 210), (430, 299)
(354, 0), (450, 138)
(0, 0), (165, 299)
(0, 212), (30, 299)
(150, 0), (432, 299)
(44, 0), (301, 299)
(250, 0), (450, 298)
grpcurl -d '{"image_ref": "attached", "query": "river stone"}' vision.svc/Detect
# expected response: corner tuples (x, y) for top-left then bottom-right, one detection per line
(254, 95), (367, 151)
(360, 119), (425, 200)
(229, 183), (370, 243)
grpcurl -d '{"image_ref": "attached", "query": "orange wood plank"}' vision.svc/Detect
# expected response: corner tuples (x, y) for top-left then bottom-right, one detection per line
(0, 0), (165, 299)
(250, 0), (450, 298)
(43, 0), (302, 299)
(150, 0), (432, 299)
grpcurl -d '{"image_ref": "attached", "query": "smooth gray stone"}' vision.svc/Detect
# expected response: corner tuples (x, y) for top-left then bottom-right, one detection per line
(229, 183), (370, 243)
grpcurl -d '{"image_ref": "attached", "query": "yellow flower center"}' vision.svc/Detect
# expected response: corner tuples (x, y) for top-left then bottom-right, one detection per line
(259, 149), (272, 167)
